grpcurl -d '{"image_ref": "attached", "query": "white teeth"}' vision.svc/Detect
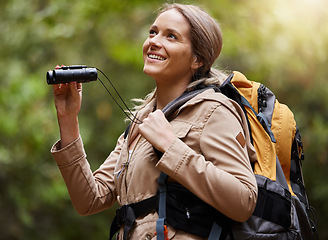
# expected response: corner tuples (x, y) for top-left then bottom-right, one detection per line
(148, 54), (165, 61)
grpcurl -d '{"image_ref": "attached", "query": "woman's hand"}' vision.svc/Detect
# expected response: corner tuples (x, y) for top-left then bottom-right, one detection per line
(53, 82), (82, 118)
(52, 65), (82, 148)
(138, 109), (176, 153)
(52, 64), (82, 119)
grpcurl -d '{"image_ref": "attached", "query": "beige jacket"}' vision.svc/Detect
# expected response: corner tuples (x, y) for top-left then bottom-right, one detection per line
(51, 89), (257, 240)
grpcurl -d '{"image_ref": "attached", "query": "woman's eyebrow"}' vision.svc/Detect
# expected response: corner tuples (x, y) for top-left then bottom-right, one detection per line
(166, 28), (182, 38)
(150, 25), (183, 38)
(150, 24), (181, 36)
(150, 25), (158, 30)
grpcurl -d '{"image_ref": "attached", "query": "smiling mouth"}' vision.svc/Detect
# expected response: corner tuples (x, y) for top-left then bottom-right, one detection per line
(148, 54), (166, 61)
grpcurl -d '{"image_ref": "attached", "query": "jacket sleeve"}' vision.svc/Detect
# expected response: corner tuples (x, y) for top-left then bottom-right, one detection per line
(51, 135), (123, 215)
(156, 102), (257, 222)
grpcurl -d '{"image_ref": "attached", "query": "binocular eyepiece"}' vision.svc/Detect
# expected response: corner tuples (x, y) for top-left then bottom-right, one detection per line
(47, 65), (97, 85)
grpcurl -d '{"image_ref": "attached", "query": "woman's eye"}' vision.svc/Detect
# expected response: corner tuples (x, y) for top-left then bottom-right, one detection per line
(149, 30), (157, 36)
(168, 33), (177, 39)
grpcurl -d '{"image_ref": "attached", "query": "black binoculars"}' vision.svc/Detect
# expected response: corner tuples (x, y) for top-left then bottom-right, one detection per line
(46, 65), (97, 85)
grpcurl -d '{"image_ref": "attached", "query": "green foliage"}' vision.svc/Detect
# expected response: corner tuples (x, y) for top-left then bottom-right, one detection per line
(1, 0), (327, 239)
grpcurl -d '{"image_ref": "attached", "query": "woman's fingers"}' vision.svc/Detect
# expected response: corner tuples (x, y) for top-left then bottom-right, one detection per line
(139, 110), (176, 152)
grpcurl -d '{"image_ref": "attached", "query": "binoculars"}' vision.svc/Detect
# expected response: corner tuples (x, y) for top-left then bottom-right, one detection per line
(46, 65), (97, 85)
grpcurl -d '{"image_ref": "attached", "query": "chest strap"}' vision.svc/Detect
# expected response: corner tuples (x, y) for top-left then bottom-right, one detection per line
(109, 195), (158, 240)
(109, 183), (233, 240)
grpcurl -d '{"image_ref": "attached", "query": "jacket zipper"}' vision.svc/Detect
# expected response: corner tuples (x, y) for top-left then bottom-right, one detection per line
(122, 123), (142, 198)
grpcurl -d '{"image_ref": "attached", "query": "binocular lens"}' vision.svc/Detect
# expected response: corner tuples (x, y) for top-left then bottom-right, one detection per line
(46, 67), (97, 85)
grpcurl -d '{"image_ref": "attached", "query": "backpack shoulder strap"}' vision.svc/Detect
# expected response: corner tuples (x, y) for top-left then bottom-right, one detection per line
(162, 85), (219, 118)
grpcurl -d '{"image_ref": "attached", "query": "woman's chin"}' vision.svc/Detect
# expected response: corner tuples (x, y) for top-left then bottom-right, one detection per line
(143, 67), (160, 78)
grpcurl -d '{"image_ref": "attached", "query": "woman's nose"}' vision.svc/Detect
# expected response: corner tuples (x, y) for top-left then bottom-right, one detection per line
(149, 35), (162, 48)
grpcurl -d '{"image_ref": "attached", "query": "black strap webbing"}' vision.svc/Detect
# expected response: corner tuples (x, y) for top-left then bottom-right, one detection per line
(109, 195), (158, 240)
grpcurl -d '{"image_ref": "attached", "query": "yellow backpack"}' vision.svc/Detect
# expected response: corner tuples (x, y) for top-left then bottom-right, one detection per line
(231, 71), (297, 192)
(220, 71), (317, 239)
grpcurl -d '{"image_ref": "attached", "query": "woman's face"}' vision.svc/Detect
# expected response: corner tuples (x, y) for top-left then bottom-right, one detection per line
(142, 9), (200, 85)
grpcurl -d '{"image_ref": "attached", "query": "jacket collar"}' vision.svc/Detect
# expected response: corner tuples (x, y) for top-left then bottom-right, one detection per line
(166, 88), (220, 120)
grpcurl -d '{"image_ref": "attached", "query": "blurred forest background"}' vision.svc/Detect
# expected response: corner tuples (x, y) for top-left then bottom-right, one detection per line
(0, 0), (327, 239)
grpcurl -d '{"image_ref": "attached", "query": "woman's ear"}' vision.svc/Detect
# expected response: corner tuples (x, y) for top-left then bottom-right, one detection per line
(191, 56), (204, 71)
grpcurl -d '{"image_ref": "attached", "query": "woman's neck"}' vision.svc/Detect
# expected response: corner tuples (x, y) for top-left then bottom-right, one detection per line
(155, 81), (188, 110)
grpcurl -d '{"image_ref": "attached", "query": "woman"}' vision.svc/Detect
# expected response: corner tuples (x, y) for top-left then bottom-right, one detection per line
(51, 3), (257, 240)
